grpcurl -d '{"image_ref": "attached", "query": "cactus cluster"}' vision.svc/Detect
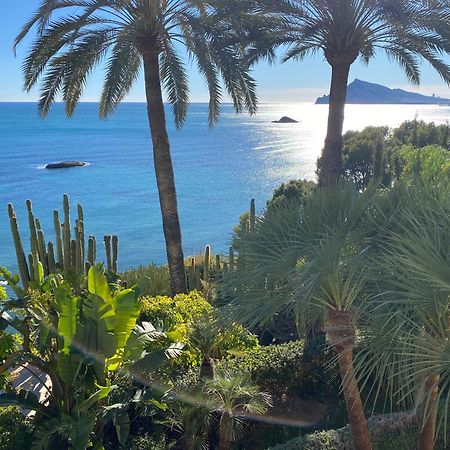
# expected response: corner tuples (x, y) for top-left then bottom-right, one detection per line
(8, 194), (119, 289)
(186, 197), (256, 292)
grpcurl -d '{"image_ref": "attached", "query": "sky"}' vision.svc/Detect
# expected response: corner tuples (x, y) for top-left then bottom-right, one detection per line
(1, 2), (450, 103)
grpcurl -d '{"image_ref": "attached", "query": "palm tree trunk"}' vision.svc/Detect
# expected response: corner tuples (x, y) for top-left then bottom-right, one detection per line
(326, 310), (372, 450)
(319, 63), (351, 187)
(418, 373), (440, 450)
(218, 412), (232, 450)
(142, 48), (187, 295)
(200, 356), (215, 380)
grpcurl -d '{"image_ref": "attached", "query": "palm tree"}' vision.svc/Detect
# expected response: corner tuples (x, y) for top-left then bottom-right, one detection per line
(358, 182), (450, 450)
(204, 369), (271, 450)
(224, 181), (378, 450)
(15, 0), (260, 294)
(249, 0), (450, 185)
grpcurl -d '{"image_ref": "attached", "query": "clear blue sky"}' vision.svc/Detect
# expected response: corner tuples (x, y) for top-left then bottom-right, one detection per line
(1, 1), (450, 103)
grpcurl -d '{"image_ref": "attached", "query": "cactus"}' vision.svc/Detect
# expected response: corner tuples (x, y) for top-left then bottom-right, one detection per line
(75, 220), (82, 275)
(203, 245), (211, 281)
(195, 263), (202, 291)
(38, 229), (49, 275)
(112, 235), (118, 273)
(8, 204), (30, 290)
(53, 210), (63, 268)
(62, 194), (71, 271)
(47, 242), (56, 273)
(87, 236), (96, 266)
(250, 199), (256, 231)
(215, 254), (221, 271)
(26, 200), (39, 257)
(229, 247), (235, 271)
(7, 195), (121, 288)
(28, 253), (35, 284)
(70, 240), (76, 269)
(187, 257), (195, 291)
(104, 235), (112, 271)
(77, 204), (85, 267)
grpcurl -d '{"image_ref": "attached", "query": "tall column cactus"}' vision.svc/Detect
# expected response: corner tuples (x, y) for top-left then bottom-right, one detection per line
(62, 194), (71, 271)
(203, 245), (211, 282)
(8, 204), (30, 290)
(112, 235), (118, 273)
(53, 210), (63, 268)
(7, 195), (121, 289)
(250, 198), (256, 232)
(104, 235), (112, 271)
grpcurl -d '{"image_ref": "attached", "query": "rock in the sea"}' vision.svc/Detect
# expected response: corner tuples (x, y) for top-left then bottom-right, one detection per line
(45, 161), (87, 169)
(272, 116), (299, 123)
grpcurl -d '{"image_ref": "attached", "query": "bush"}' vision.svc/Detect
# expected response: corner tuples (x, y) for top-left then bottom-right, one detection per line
(268, 413), (419, 450)
(127, 434), (167, 450)
(140, 291), (212, 329)
(0, 406), (32, 450)
(140, 292), (258, 368)
(267, 180), (316, 210)
(219, 341), (337, 400)
(121, 264), (170, 296)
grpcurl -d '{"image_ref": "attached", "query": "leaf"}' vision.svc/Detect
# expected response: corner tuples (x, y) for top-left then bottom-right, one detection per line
(70, 414), (96, 450)
(107, 288), (140, 371)
(148, 399), (169, 411)
(88, 264), (112, 303)
(55, 286), (78, 354)
(114, 412), (130, 444)
(78, 381), (115, 412)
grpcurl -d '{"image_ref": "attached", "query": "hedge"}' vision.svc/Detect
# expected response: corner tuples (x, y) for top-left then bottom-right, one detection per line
(268, 413), (419, 450)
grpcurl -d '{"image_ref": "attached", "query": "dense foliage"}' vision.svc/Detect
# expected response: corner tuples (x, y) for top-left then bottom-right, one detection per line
(342, 120), (450, 189)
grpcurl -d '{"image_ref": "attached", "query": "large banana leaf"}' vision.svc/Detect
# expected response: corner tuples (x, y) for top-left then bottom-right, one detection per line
(70, 414), (96, 450)
(107, 288), (140, 371)
(88, 264), (112, 303)
(54, 286), (78, 355)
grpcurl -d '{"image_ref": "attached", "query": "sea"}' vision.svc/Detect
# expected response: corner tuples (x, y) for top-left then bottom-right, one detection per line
(1, 102), (449, 272)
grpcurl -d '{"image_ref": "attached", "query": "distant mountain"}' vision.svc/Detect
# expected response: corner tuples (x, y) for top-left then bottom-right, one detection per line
(316, 79), (450, 105)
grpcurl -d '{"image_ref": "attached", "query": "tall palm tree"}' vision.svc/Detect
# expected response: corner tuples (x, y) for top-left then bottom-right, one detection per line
(224, 181), (378, 450)
(15, 0), (260, 294)
(249, 0), (450, 185)
(358, 182), (450, 450)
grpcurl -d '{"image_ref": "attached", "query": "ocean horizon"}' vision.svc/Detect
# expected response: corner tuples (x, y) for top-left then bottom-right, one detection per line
(1, 101), (449, 273)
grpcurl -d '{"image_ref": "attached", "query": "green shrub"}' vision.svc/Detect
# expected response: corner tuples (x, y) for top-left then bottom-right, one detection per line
(219, 341), (338, 401)
(0, 406), (32, 450)
(267, 180), (316, 210)
(127, 434), (167, 450)
(140, 292), (258, 368)
(140, 291), (212, 329)
(268, 413), (419, 450)
(121, 264), (170, 296)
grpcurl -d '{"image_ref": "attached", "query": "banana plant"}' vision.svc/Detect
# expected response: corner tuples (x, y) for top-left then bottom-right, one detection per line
(0, 264), (183, 449)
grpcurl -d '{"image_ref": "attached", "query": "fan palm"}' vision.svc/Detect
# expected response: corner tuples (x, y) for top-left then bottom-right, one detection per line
(224, 181), (378, 450)
(249, 0), (450, 185)
(15, 0), (260, 294)
(204, 369), (272, 450)
(357, 182), (450, 450)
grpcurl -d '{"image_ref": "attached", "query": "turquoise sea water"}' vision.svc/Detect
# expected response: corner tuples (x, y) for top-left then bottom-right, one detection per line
(1, 102), (449, 272)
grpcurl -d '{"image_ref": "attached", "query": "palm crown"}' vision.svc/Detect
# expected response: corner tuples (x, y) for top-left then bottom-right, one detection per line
(15, 0), (259, 126)
(252, 0), (450, 80)
(248, 0), (450, 185)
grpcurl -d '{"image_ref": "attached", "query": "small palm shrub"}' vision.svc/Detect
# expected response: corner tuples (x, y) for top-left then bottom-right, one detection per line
(218, 341), (343, 428)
